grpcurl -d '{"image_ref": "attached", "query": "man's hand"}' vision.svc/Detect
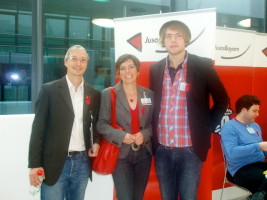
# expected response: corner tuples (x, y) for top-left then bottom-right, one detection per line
(88, 143), (100, 157)
(259, 142), (267, 152)
(29, 167), (45, 187)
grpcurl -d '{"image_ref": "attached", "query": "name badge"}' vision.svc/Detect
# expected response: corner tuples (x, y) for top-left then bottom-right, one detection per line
(141, 98), (152, 105)
(179, 82), (186, 91)
(179, 82), (190, 92)
(247, 126), (256, 134)
(141, 91), (152, 105)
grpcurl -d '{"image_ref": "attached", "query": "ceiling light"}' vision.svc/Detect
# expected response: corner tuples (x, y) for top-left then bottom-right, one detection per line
(92, 18), (114, 28)
(237, 18), (251, 28)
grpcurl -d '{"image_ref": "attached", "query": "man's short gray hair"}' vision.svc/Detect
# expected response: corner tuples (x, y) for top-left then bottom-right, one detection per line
(64, 45), (89, 60)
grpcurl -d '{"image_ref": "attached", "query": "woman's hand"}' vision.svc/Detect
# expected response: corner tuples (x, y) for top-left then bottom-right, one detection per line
(123, 133), (135, 144)
(133, 132), (144, 145)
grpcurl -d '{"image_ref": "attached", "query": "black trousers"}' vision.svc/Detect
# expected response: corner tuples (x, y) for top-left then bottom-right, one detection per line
(234, 162), (267, 194)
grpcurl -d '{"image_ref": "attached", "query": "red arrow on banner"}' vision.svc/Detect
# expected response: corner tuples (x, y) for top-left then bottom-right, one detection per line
(127, 32), (142, 52)
(263, 47), (267, 57)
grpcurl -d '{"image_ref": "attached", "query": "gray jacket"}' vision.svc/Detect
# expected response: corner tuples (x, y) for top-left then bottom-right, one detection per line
(96, 81), (153, 159)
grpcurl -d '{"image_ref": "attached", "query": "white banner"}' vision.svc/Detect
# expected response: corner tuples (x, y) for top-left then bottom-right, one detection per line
(215, 27), (256, 67)
(215, 27), (267, 68)
(114, 8), (216, 61)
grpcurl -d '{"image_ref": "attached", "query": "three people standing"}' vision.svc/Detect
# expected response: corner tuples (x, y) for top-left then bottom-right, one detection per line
(29, 20), (229, 200)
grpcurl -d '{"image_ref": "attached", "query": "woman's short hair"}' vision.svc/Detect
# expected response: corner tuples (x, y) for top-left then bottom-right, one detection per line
(115, 54), (140, 74)
(64, 45), (89, 60)
(159, 20), (191, 47)
(235, 95), (260, 114)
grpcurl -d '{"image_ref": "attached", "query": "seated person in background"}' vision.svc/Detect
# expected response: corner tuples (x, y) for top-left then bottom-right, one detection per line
(221, 95), (267, 200)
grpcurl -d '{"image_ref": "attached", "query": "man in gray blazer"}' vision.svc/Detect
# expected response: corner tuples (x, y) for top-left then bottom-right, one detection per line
(28, 45), (101, 200)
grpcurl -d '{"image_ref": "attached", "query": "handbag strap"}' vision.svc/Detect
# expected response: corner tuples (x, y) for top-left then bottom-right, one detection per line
(109, 87), (116, 125)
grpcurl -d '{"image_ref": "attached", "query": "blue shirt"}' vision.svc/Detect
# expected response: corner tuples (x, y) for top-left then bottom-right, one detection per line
(221, 118), (265, 176)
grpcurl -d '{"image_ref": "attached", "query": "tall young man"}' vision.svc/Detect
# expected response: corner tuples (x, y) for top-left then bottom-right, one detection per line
(149, 20), (229, 200)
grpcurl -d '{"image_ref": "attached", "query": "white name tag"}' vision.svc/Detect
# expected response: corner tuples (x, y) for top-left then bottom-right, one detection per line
(141, 91), (152, 105)
(141, 98), (152, 105)
(179, 82), (186, 91)
(247, 126), (256, 134)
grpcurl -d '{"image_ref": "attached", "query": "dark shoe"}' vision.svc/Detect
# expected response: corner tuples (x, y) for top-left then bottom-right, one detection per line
(247, 191), (266, 200)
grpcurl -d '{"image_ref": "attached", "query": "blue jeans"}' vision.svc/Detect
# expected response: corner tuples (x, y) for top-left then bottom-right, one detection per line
(112, 147), (152, 200)
(155, 145), (203, 200)
(41, 151), (89, 200)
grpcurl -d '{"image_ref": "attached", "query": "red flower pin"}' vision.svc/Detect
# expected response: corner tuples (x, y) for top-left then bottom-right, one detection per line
(185, 83), (190, 92)
(86, 96), (90, 105)
(142, 106), (145, 115)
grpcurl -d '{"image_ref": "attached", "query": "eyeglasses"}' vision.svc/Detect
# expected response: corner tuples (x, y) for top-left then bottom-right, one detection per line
(68, 56), (87, 63)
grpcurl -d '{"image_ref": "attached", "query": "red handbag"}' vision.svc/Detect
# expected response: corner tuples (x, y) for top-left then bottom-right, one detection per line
(92, 87), (123, 175)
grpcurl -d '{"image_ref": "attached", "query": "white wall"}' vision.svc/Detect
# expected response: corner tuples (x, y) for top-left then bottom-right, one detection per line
(0, 114), (113, 200)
